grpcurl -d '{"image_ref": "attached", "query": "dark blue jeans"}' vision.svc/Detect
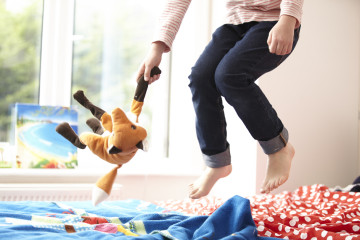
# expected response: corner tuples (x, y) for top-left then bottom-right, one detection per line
(188, 21), (300, 168)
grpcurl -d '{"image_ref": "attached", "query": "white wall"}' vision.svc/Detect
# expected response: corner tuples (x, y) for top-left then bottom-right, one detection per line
(256, 0), (360, 193)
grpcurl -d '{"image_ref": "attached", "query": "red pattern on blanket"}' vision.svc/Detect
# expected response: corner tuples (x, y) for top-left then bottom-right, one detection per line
(156, 196), (224, 216)
(156, 184), (360, 240)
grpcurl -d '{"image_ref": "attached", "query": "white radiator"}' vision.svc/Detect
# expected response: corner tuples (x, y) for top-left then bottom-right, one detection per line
(0, 184), (122, 201)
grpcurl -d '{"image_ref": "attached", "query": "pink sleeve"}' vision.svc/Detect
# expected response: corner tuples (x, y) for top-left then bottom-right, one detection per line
(280, 0), (304, 28)
(153, 0), (192, 52)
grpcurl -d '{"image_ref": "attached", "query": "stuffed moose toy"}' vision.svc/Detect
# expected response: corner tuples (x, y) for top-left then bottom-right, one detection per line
(56, 67), (161, 205)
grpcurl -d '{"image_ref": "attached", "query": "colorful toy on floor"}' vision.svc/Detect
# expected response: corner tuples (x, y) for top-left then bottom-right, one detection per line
(56, 67), (161, 205)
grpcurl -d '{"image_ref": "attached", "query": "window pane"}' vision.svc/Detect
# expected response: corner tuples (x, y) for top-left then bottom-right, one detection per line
(72, 0), (166, 157)
(0, 0), (43, 142)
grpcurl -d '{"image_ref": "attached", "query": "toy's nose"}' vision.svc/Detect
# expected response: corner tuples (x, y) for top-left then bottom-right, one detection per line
(136, 141), (143, 150)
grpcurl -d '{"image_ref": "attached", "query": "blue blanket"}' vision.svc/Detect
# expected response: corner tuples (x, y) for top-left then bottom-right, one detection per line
(0, 195), (277, 239)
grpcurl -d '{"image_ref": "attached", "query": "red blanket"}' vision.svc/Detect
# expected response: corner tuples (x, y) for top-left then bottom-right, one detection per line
(156, 184), (360, 240)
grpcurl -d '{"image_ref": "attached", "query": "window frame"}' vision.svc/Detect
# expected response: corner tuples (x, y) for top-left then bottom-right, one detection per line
(39, 0), (74, 107)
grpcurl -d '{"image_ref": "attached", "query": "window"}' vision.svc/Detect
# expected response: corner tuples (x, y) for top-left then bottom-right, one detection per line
(0, 0), (43, 142)
(1, 0), (172, 172)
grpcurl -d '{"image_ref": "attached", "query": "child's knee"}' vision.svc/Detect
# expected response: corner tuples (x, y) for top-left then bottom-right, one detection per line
(188, 66), (213, 92)
(214, 69), (254, 96)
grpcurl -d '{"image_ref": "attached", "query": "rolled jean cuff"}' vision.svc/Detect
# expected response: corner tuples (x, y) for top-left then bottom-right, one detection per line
(259, 128), (288, 155)
(203, 146), (231, 168)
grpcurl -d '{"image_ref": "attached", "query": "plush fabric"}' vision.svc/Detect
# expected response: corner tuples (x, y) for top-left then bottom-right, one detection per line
(55, 67), (161, 205)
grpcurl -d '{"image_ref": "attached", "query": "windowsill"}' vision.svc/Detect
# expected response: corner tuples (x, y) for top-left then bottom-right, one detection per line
(0, 166), (200, 184)
(0, 168), (200, 175)
(0, 146), (202, 184)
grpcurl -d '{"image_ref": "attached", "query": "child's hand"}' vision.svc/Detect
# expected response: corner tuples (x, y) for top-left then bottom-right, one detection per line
(267, 15), (297, 55)
(136, 42), (166, 84)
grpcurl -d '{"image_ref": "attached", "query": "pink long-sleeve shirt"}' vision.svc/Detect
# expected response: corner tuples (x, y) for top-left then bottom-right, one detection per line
(154, 0), (304, 52)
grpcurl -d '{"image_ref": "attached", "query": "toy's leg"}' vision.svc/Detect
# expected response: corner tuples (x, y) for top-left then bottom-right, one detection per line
(73, 90), (105, 120)
(86, 117), (105, 135)
(56, 122), (86, 149)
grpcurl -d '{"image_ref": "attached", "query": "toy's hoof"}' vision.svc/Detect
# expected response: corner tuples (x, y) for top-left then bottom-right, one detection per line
(86, 118), (105, 135)
(56, 122), (86, 149)
(73, 90), (86, 103)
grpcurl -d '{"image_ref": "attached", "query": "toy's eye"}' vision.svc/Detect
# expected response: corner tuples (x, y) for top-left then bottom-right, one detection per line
(131, 125), (136, 130)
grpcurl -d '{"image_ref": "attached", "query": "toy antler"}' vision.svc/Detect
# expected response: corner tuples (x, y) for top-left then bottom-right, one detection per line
(131, 66), (161, 122)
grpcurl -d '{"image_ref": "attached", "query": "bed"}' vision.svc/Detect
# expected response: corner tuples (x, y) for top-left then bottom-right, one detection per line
(0, 184), (359, 239)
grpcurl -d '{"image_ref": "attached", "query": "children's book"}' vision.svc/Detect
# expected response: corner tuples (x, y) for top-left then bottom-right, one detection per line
(0, 142), (13, 168)
(12, 103), (78, 169)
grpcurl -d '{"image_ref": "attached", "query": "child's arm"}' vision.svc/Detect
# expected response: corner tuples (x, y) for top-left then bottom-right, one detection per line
(137, 0), (192, 84)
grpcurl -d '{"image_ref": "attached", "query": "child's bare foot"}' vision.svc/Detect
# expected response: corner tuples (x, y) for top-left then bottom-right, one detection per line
(260, 142), (295, 194)
(189, 164), (232, 199)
